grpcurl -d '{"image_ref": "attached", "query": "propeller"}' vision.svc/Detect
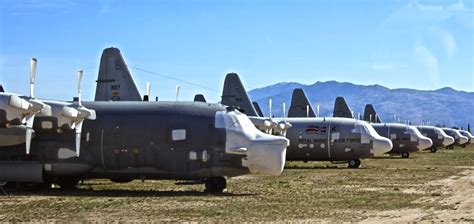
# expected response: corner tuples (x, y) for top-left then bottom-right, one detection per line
(176, 85), (180, 101)
(274, 102), (292, 137)
(44, 70), (96, 157)
(72, 70), (96, 157)
(316, 104), (320, 117)
(306, 105), (309, 118)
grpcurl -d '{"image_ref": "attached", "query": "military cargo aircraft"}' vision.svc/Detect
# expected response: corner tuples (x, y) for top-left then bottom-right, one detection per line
(459, 130), (474, 145)
(0, 49), (289, 193)
(442, 128), (469, 148)
(416, 126), (455, 152)
(221, 75), (393, 168)
(357, 103), (432, 158)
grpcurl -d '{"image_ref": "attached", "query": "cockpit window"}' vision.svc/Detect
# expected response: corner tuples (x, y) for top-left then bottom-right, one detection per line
(352, 122), (369, 134)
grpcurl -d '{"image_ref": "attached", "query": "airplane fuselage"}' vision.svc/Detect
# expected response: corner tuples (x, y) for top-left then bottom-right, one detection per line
(0, 101), (288, 185)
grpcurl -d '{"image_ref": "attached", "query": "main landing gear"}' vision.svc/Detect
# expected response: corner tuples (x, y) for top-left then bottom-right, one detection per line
(401, 152), (410, 158)
(430, 147), (437, 153)
(348, 159), (361, 168)
(203, 176), (227, 193)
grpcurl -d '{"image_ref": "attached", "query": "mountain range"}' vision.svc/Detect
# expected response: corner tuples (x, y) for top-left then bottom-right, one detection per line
(248, 81), (474, 128)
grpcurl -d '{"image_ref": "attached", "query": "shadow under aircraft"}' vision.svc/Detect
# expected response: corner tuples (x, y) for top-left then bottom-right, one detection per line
(0, 47), (289, 194)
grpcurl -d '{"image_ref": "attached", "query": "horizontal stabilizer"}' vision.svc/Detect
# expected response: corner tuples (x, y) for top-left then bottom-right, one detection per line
(221, 73), (258, 116)
(363, 104), (382, 123)
(252, 102), (264, 117)
(95, 47), (142, 101)
(194, 94), (206, 102)
(333, 97), (353, 118)
(288, 88), (316, 117)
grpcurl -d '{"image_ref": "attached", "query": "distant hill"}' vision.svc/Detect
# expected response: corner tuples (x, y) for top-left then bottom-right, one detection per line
(248, 81), (474, 128)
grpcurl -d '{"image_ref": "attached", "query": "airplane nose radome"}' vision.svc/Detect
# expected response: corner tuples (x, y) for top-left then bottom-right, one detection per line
(245, 136), (289, 176)
(373, 138), (392, 156)
(417, 137), (433, 150)
(459, 136), (469, 145)
(443, 136), (455, 146)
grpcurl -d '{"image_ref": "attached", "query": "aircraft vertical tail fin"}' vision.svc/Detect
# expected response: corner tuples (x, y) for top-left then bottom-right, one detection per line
(0, 85), (4, 92)
(94, 47), (142, 101)
(288, 88), (316, 117)
(363, 104), (382, 123)
(252, 102), (264, 117)
(194, 94), (206, 102)
(333, 97), (353, 118)
(221, 73), (258, 116)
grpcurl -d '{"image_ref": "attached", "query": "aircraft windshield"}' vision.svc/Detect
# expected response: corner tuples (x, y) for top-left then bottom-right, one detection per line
(352, 122), (369, 134)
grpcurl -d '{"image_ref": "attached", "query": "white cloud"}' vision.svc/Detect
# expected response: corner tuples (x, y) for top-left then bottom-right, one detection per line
(431, 28), (457, 58)
(413, 41), (440, 86)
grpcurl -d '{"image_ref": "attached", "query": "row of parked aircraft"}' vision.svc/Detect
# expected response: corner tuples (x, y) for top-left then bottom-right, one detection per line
(0, 47), (472, 193)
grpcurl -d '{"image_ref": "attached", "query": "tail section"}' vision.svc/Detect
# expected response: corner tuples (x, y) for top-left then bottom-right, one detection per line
(288, 88), (316, 118)
(0, 85), (4, 92)
(363, 104), (382, 123)
(221, 73), (258, 116)
(194, 94), (206, 102)
(94, 47), (142, 101)
(333, 97), (353, 118)
(252, 102), (264, 117)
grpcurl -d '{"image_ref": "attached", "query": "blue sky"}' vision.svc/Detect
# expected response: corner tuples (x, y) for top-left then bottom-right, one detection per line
(0, 0), (472, 102)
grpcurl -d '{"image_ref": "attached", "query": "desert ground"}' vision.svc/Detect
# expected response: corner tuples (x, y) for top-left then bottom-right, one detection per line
(1, 145), (473, 222)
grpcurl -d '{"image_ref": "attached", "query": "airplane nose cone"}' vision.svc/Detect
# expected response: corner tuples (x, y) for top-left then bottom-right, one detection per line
(245, 135), (289, 176)
(459, 136), (469, 145)
(417, 137), (433, 150)
(442, 136), (455, 146)
(373, 137), (393, 156)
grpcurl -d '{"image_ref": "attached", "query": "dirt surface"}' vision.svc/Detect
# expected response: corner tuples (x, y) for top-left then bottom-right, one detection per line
(0, 146), (473, 222)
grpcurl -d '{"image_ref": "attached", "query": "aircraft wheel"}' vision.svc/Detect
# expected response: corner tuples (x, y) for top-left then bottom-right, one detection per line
(204, 177), (227, 193)
(56, 178), (79, 189)
(430, 147), (437, 153)
(348, 159), (361, 168)
(401, 152), (410, 158)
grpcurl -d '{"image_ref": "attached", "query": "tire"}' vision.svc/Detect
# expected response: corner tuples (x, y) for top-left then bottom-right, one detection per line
(348, 159), (361, 168)
(401, 152), (410, 158)
(430, 147), (437, 153)
(204, 177), (227, 193)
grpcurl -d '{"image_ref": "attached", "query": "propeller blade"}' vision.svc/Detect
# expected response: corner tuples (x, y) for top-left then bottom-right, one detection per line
(176, 85), (180, 101)
(269, 98), (272, 118)
(25, 114), (35, 154)
(283, 102), (286, 122)
(77, 70), (83, 106)
(74, 120), (83, 157)
(306, 105), (309, 118)
(146, 82), (151, 96)
(30, 58), (37, 98)
(316, 104), (320, 117)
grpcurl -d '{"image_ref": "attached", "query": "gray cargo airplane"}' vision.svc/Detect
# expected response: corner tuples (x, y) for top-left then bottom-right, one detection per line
(459, 130), (474, 145)
(442, 128), (469, 148)
(0, 49), (289, 193)
(221, 76), (392, 168)
(355, 103), (432, 158)
(416, 126), (454, 152)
